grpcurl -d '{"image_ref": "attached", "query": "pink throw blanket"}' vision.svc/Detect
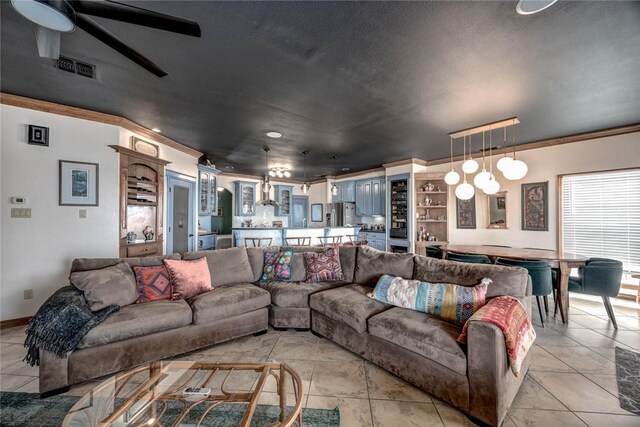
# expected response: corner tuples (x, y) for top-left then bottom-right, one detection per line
(457, 295), (536, 377)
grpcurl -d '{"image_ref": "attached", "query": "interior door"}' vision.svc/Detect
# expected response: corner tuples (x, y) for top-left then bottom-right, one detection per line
(291, 195), (309, 227)
(167, 172), (195, 254)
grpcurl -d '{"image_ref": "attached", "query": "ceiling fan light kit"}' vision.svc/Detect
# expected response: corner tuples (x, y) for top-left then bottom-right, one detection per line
(12, 0), (75, 32)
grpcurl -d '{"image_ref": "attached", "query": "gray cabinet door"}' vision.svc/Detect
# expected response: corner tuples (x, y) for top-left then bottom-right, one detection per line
(234, 182), (256, 216)
(372, 179), (384, 216)
(363, 182), (372, 216)
(341, 181), (356, 202)
(355, 182), (366, 216)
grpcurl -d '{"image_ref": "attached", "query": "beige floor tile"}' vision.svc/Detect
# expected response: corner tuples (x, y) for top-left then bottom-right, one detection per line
(370, 399), (444, 427)
(530, 372), (633, 415)
(0, 344), (27, 368)
(511, 375), (566, 410)
(570, 315), (625, 331)
(533, 328), (582, 347)
(529, 346), (576, 372)
(582, 373), (619, 397)
(603, 330), (640, 350)
(434, 403), (481, 426)
(541, 346), (617, 374)
(0, 374), (36, 391)
(0, 326), (27, 344)
(575, 412), (640, 427)
(564, 329), (620, 348)
(608, 316), (640, 331)
(309, 360), (367, 398)
(263, 359), (314, 396)
(270, 334), (319, 360)
(315, 338), (361, 361)
(508, 408), (588, 426)
(222, 333), (280, 357)
(13, 377), (39, 393)
(207, 356), (268, 392)
(307, 395), (373, 427)
(364, 362), (431, 402)
(588, 345), (632, 362)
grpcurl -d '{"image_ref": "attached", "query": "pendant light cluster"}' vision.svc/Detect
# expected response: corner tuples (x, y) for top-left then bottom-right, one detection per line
(446, 118), (528, 200)
(330, 156), (339, 196)
(301, 150), (310, 194)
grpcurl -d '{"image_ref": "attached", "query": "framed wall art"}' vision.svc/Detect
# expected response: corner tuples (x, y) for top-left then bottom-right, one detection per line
(28, 125), (49, 146)
(456, 194), (476, 229)
(521, 181), (548, 231)
(131, 136), (159, 158)
(487, 192), (508, 229)
(59, 160), (99, 206)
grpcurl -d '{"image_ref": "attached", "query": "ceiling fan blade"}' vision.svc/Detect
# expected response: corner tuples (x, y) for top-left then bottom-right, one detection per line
(75, 14), (167, 77)
(71, 0), (201, 37)
(33, 24), (61, 59)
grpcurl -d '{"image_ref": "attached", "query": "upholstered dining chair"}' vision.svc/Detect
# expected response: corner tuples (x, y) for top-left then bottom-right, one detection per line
(425, 246), (442, 259)
(244, 237), (273, 247)
(446, 252), (492, 264)
(564, 258), (623, 328)
(496, 258), (554, 326)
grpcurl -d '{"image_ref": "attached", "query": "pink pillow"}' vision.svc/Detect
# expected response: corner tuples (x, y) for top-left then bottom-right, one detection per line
(163, 258), (212, 300)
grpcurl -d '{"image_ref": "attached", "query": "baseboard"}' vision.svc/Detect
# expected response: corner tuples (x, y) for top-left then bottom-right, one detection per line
(0, 316), (31, 330)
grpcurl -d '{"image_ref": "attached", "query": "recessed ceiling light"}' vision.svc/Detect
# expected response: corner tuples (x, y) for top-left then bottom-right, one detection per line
(266, 131), (282, 139)
(516, 0), (558, 15)
(225, 165), (234, 170)
(152, 128), (161, 133)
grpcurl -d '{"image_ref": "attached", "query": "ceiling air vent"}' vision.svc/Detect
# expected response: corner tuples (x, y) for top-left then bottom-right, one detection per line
(56, 56), (96, 79)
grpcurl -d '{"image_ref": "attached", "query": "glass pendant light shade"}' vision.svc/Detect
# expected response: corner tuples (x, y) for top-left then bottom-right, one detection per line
(301, 182), (309, 194)
(461, 158), (479, 174)
(455, 181), (475, 200)
(331, 184), (339, 196)
(483, 178), (500, 195)
(473, 170), (492, 189)
(496, 155), (513, 172)
(503, 159), (528, 180)
(263, 181), (272, 193)
(444, 170), (460, 185)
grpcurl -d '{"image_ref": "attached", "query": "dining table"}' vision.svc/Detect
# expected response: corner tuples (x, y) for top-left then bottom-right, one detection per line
(439, 244), (589, 323)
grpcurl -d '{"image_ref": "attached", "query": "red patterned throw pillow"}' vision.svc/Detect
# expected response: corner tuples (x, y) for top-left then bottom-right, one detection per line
(303, 247), (345, 282)
(163, 258), (212, 300)
(132, 265), (172, 304)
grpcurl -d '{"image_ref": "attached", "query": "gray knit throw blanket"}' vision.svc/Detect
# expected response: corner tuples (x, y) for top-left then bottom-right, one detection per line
(23, 286), (119, 366)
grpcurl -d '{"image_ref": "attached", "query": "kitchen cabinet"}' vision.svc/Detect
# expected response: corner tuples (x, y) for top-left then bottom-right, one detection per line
(355, 176), (385, 216)
(197, 164), (219, 216)
(332, 180), (355, 203)
(359, 231), (387, 251)
(274, 185), (293, 216)
(234, 181), (257, 216)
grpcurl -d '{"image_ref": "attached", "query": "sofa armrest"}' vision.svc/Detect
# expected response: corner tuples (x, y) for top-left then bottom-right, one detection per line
(39, 349), (69, 396)
(466, 310), (531, 426)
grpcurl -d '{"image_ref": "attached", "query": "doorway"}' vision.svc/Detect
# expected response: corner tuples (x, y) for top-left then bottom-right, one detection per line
(166, 171), (196, 254)
(291, 195), (309, 228)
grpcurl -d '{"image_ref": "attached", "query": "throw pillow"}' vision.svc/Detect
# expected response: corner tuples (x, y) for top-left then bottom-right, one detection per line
(69, 262), (138, 311)
(163, 258), (212, 300)
(132, 265), (172, 303)
(261, 248), (294, 281)
(303, 247), (345, 282)
(369, 274), (491, 324)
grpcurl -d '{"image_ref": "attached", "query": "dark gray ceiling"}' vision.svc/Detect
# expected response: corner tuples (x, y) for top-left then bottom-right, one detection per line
(2, 1), (639, 180)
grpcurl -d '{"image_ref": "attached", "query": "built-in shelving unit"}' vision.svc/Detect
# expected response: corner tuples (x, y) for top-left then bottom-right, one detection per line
(414, 173), (448, 256)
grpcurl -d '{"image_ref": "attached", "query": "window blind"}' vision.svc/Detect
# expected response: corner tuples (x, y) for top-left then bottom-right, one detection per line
(561, 169), (640, 273)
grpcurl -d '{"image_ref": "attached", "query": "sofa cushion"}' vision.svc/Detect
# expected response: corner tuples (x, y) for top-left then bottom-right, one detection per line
(260, 280), (350, 308)
(261, 248), (294, 281)
(77, 299), (192, 348)
(70, 254), (181, 273)
(354, 246), (414, 286)
(132, 265), (172, 304)
(164, 258), (212, 300)
(413, 256), (530, 298)
(304, 247), (345, 282)
(368, 307), (468, 375)
(310, 284), (391, 333)
(187, 283), (271, 324)
(70, 262), (138, 311)
(182, 247), (254, 287)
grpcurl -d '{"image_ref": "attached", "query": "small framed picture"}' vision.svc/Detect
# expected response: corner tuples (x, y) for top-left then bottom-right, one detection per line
(131, 136), (159, 158)
(311, 203), (323, 222)
(456, 195), (476, 229)
(59, 160), (99, 206)
(28, 125), (49, 146)
(522, 181), (549, 231)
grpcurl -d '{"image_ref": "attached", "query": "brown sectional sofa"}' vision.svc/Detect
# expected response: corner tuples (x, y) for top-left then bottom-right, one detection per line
(38, 245), (532, 426)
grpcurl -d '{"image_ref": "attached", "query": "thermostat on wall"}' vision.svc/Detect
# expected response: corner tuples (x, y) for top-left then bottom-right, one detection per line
(11, 197), (27, 204)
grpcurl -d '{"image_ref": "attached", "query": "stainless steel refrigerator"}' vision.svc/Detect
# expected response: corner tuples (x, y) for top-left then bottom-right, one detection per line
(326, 202), (356, 227)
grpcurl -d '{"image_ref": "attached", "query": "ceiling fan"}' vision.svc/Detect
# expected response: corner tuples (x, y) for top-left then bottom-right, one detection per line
(10, 0), (201, 77)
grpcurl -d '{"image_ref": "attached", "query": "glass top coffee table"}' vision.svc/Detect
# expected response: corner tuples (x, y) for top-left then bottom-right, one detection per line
(62, 361), (304, 427)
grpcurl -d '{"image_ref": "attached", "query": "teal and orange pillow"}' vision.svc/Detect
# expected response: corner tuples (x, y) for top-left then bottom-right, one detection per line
(261, 248), (294, 282)
(132, 265), (172, 303)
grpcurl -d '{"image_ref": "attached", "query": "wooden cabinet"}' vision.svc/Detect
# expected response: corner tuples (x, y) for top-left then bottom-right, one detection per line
(198, 164), (219, 216)
(110, 145), (171, 258)
(274, 185), (293, 216)
(332, 180), (356, 203)
(414, 173), (448, 256)
(234, 181), (257, 216)
(356, 177), (385, 216)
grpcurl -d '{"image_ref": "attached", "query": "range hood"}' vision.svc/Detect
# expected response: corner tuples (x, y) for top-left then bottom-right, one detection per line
(257, 184), (279, 207)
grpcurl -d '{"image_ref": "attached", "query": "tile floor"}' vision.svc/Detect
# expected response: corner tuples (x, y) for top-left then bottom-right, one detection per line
(1, 294), (638, 426)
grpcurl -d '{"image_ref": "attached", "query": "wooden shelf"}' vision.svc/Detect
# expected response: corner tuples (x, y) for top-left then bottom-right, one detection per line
(128, 191), (159, 196)
(416, 191), (447, 194)
(417, 220), (447, 223)
(417, 205), (446, 208)
(415, 173), (449, 256)
(127, 201), (158, 207)
(128, 179), (159, 186)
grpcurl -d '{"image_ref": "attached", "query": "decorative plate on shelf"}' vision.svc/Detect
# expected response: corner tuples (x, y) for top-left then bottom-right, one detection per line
(131, 136), (159, 158)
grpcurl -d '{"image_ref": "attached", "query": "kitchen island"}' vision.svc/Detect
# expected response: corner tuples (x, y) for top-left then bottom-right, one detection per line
(232, 226), (361, 247)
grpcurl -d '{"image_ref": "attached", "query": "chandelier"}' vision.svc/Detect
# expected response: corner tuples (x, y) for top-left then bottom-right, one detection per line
(268, 166), (291, 178)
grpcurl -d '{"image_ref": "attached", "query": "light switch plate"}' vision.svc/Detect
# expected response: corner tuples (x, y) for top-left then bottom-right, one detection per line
(11, 208), (32, 218)
(79, 209), (87, 219)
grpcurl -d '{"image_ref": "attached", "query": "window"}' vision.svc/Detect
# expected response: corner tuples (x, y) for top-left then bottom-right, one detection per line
(561, 168), (640, 274)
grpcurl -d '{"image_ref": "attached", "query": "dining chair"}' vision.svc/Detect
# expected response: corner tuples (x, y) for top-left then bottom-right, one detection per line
(244, 237), (273, 247)
(317, 236), (342, 246)
(284, 237), (311, 246)
(564, 258), (623, 328)
(496, 258), (553, 326)
(425, 246), (442, 259)
(446, 252), (491, 264)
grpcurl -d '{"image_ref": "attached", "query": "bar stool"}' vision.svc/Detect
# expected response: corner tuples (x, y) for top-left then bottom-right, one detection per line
(317, 236), (342, 246)
(244, 237), (273, 247)
(347, 235), (363, 243)
(284, 237), (311, 246)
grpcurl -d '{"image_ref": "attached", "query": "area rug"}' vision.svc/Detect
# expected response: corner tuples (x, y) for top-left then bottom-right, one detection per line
(0, 391), (340, 426)
(615, 346), (640, 415)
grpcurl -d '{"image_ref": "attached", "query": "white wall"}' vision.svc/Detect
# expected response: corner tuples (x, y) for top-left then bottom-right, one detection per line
(0, 105), (199, 321)
(427, 132), (640, 250)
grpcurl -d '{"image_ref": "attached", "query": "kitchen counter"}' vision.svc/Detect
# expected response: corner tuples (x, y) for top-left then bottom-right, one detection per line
(231, 226), (359, 230)
(232, 226), (360, 247)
